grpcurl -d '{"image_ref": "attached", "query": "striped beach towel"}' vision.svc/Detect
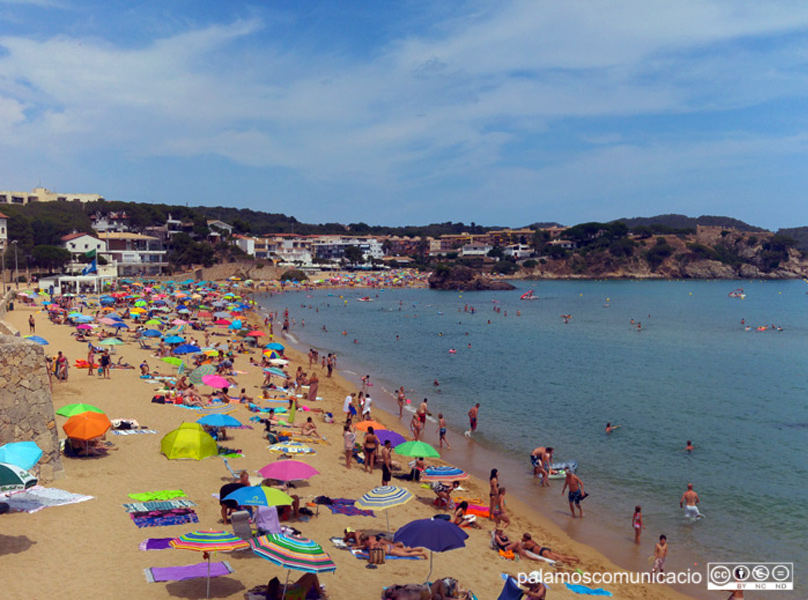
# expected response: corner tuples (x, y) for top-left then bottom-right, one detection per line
(124, 499), (197, 512)
(113, 429), (158, 435)
(131, 508), (198, 528)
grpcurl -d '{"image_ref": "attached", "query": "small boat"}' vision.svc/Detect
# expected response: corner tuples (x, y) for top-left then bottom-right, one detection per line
(356, 297), (374, 302)
(548, 460), (579, 480)
(728, 288), (746, 299)
(520, 290), (539, 300)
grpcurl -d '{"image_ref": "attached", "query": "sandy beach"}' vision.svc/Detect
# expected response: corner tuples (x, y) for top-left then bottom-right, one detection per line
(1, 288), (696, 600)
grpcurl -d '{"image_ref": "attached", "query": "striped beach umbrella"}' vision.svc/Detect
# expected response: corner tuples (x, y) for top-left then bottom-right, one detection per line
(355, 486), (413, 531)
(421, 466), (469, 482)
(189, 364), (217, 385)
(0, 462), (38, 493)
(251, 533), (335, 598)
(268, 442), (315, 455)
(170, 530), (248, 598)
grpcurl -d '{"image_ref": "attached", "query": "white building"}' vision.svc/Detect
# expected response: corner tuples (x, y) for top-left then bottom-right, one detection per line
(461, 243), (493, 257)
(0, 187), (105, 206)
(104, 232), (167, 276)
(0, 211), (7, 252)
(61, 232), (107, 258)
(504, 244), (533, 259)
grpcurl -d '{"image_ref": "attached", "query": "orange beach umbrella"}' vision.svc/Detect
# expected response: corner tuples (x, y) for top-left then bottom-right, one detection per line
(63, 412), (112, 440)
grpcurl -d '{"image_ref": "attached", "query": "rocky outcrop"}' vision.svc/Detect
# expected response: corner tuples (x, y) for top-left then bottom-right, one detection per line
(0, 335), (64, 483)
(429, 266), (516, 290)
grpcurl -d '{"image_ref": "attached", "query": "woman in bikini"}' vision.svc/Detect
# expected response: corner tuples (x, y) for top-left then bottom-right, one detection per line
(363, 426), (378, 473)
(397, 386), (406, 417)
(518, 533), (580, 564)
(489, 469), (500, 520)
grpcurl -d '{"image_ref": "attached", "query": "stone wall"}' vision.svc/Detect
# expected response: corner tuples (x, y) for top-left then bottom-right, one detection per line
(0, 335), (64, 482)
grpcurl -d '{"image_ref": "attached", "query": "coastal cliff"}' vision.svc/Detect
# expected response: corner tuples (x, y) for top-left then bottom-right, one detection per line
(429, 265), (516, 290)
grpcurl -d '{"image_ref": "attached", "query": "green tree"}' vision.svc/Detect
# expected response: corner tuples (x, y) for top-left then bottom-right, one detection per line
(343, 245), (365, 266)
(31, 245), (72, 271)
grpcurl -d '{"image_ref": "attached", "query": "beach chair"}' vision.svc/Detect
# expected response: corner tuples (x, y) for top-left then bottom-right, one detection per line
(222, 457), (240, 480)
(497, 575), (524, 600)
(138, 339), (153, 350)
(231, 510), (254, 541)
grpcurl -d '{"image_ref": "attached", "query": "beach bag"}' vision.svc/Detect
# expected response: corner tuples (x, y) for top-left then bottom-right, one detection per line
(151, 395), (166, 404)
(368, 547), (386, 565)
(323, 412), (334, 423)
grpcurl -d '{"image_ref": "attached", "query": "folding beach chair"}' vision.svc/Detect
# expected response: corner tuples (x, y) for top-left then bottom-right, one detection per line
(497, 575), (524, 600)
(137, 339), (153, 350)
(222, 457), (240, 481)
(231, 510), (254, 541)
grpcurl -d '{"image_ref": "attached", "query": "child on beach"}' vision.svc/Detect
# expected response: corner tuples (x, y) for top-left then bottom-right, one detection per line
(632, 505), (645, 543)
(437, 413), (451, 449)
(652, 534), (667, 576)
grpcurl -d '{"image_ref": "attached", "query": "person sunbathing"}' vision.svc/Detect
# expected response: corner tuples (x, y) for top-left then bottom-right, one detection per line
(266, 573), (324, 600)
(358, 533), (428, 559)
(300, 417), (322, 439)
(494, 529), (512, 551)
(517, 533), (580, 564)
(452, 501), (481, 529)
(430, 577), (472, 600)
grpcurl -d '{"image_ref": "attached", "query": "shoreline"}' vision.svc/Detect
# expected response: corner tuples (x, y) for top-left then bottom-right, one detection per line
(257, 291), (705, 600)
(1, 285), (698, 600)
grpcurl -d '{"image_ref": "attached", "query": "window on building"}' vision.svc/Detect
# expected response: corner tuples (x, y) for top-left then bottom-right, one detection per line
(28, 196), (38, 202)
(12, 196), (24, 203)
(0, 195), (7, 202)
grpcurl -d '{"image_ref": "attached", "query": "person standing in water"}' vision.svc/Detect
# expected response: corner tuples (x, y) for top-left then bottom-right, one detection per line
(679, 483), (703, 519)
(436, 413), (451, 449)
(397, 386), (406, 417)
(466, 403), (480, 436)
(562, 469), (587, 518)
(632, 505), (645, 543)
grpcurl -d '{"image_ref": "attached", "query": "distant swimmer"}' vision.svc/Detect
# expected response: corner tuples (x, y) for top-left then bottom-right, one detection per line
(605, 422), (621, 434)
(561, 314), (571, 324)
(682, 440), (695, 453)
(433, 379), (440, 387)
(679, 483), (703, 520)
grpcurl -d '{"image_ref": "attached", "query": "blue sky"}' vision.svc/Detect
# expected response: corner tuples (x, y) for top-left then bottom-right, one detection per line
(1, 1), (808, 230)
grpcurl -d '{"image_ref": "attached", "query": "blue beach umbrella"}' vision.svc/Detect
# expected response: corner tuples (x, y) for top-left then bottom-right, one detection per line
(142, 329), (162, 337)
(266, 343), (285, 351)
(264, 367), (287, 378)
(173, 344), (201, 355)
(223, 485), (294, 508)
(394, 518), (468, 583)
(163, 335), (185, 344)
(110, 322), (129, 329)
(0, 441), (44, 471)
(24, 335), (49, 346)
(197, 414), (243, 428)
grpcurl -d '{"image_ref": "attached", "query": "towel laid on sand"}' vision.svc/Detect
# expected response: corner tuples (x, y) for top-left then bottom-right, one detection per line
(128, 490), (186, 502)
(131, 508), (198, 528)
(139, 538), (174, 551)
(326, 499), (375, 518)
(564, 583), (612, 596)
(124, 499), (197, 512)
(113, 429), (158, 435)
(3, 486), (94, 513)
(350, 548), (423, 561)
(144, 561), (234, 583)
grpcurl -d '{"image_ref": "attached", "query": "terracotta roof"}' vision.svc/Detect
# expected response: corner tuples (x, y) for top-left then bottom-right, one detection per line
(0, 211), (8, 219)
(60, 232), (100, 242)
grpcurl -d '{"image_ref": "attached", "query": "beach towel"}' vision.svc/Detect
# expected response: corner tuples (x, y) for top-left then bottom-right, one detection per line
(124, 499), (197, 512)
(350, 548), (423, 561)
(139, 538), (174, 551)
(326, 499), (375, 518)
(144, 561), (234, 583)
(113, 429), (158, 435)
(564, 583), (612, 596)
(129, 490), (187, 502)
(3, 486), (94, 513)
(131, 508), (198, 528)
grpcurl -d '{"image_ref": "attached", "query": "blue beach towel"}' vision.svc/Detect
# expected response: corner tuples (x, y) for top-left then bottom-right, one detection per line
(564, 583), (612, 596)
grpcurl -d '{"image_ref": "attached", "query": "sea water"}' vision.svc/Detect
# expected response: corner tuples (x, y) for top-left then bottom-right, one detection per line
(257, 280), (808, 598)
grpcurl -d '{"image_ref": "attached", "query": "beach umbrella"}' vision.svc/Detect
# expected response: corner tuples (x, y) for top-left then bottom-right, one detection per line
(355, 420), (386, 432)
(421, 466), (469, 482)
(162, 356), (184, 367)
(263, 350), (283, 360)
(201, 374), (230, 389)
(0, 441), (44, 471)
(98, 317), (118, 326)
(98, 338), (124, 345)
(268, 442), (315, 455)
(257, 460), (319, 482)
(56, 403), (105, 418)
(189, 364), (217, 385)
(160, 423), (218, 460)
(163, 335), (185, 344)
(250, 534), (336, 600)
(76, 324), (93, 330)
(110, 322), (129, 329)
(63, 412), (112, 440)
(263, 367), (287, 378)
(214, 318), (231, 326)
(144, 319), (162, 325)
(266, 343), (285, 351)
(393, 518), (468, 584)
(24, 335), (49, 345)
(356, 486), (413, 532)
(245, 330), (264, 337)
(142, 329), (162, 337)
(170, 530), (249, 598)
(222, 485), (293, 508)
(375, 430), (407, 448)
(394, 440), (440, 459)
(173, 344), (201, 355)
(228, 320), (243, 330)
(197, 414), (243, 428)
(0, 462), (38, 493)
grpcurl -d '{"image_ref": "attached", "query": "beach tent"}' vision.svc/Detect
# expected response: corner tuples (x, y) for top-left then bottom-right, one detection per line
(160, 423), (217, 461)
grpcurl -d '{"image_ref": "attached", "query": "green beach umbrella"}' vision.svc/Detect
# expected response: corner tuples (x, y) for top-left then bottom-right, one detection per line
(0, 462), (38, 493)
(99, 338), (124, 345)
(394, 440), (440, 459)
(161, 356), (184, 367)
(56, 403), (105, 417)
(144, 319), (162, 325)
(189, 363), (217, 385)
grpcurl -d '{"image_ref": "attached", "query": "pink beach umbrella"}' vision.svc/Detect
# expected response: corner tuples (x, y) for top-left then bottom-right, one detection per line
(258, 460), (320, 482)
(201, 374), (231, 389)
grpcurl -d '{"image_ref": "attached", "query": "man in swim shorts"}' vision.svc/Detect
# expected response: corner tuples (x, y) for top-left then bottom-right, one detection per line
(561, 470), (586, 518)
(680, 483), (702, 519)
(467, 403), (480, 434)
